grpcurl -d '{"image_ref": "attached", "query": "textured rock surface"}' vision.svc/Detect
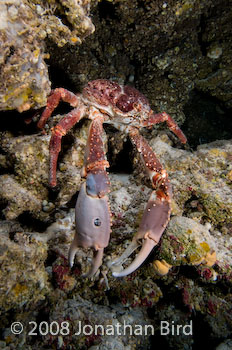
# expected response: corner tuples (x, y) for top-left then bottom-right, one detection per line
(0, 0), (232, 349)
(0, 221), (50, 312)
(0, 0), (95, 111)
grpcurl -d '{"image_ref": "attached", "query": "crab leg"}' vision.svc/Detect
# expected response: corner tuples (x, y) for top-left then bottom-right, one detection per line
(111, 128), (172, 277)
(68, 114), (111, 277)
(143, 111), (187, 144)
(37, 88), (80, 129)
(47, 105), (86, 187)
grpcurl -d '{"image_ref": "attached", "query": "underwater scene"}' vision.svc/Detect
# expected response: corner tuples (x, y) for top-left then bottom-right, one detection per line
(0, 1), (232, 349)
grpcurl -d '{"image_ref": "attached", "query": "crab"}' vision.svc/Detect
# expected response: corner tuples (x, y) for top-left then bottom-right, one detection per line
(37, 79), (187, 278)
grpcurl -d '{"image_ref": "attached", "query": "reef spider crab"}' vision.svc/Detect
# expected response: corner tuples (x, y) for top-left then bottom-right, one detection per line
(38, 79), (187, 278)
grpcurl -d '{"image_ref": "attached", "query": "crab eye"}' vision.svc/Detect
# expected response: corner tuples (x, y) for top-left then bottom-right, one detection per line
(94, 218), (101, 227)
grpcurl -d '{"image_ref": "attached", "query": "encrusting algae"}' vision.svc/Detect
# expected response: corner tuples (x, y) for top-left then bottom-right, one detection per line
(0, 0), (95, 111)
(0, 0), (232, 348)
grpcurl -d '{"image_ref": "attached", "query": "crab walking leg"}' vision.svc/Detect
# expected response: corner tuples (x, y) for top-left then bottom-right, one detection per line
(111, 128), (172, 277)
(47, 105), (86, 187)
(68, 114), (111, 277)
(37, 88), (80, 129)
(143, 112), (187, 144)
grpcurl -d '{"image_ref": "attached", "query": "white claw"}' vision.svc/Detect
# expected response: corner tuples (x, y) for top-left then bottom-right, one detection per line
(68, 240), (104, 278)
(68, 239), (78, 268)
(83, 248), (104, 278)
(108, 239), (140, 267)
(112, 238), (156, 277)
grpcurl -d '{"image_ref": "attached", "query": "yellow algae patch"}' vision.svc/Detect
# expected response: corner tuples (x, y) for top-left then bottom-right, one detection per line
(153, 259), (172, 276)
(208, 148), (227, 158)
(70, 36), (79, 43)
(188, 249), (216, 267)
(200, 242), (210, 253)
(227, 169), (232, 181)
(187, 229), (193, 234)
(175, 2), (193, 16)
(33, 48), (40, 58)
(12, 283), (28, 297)
(204, 251), (217, 267)
(188, 254), (205, 265)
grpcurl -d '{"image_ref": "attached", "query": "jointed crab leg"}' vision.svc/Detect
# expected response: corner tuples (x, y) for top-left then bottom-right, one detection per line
(37, 88), (80, 129)
(48, 106), (86, 187)
(143, 112), (187, 144)
(111, 127), (172, 277)
(37, 88), (86, 187)
(68, 113), (111, 277)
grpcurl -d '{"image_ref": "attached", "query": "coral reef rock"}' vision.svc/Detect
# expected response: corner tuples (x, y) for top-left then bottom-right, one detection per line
(0, 0), (95, 111)
(0, 221), (50, 312)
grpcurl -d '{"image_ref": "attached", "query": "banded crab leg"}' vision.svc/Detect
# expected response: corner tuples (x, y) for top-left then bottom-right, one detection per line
(143, 111), (187, 144)
(44, 105), (86, 187)
(37, 89), (86, 187)
(110, 127), (172, 277)
(68, 114), (111, 277)
(37, 88), (80, 129)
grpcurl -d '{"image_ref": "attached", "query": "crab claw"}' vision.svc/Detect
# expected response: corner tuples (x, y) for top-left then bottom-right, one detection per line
(68, 179), (111, 277)
(110, 192), (171, 277)
(69, 238), (104, 278)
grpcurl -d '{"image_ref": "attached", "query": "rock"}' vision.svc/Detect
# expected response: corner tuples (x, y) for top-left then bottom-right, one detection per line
(0, 0), (95, 111)
(0, 223), (50, 312)
(216, 340), (232, 350)
(0, 0), (232, 348)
